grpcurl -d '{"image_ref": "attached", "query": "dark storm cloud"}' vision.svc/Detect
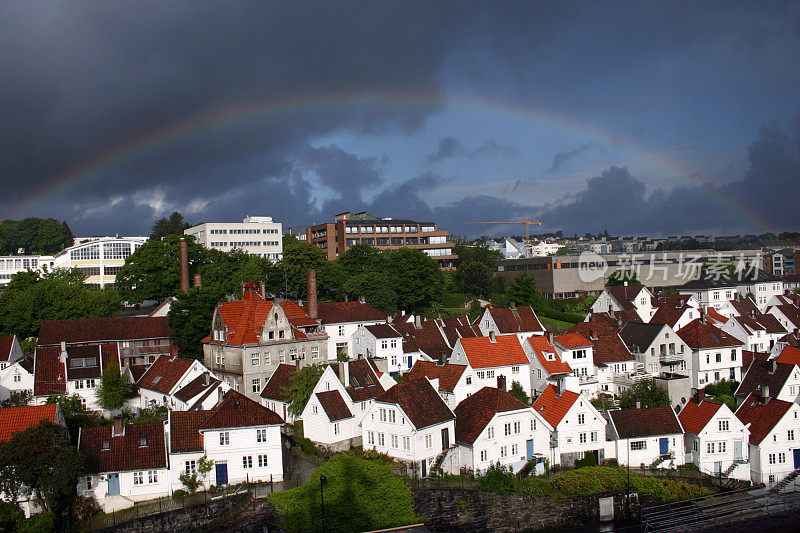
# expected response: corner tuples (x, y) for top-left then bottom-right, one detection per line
(545, 142), (595, 174)
(427, 137), (467, 162)
(427, 137), (516, 163)
(468, 138), (517, 159)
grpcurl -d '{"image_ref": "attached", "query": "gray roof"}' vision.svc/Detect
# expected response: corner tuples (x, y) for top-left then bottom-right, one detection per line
(619, 322), (665, 354)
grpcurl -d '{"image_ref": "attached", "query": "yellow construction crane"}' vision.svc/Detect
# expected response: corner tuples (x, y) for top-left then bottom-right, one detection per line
(465, 216), (543, 254)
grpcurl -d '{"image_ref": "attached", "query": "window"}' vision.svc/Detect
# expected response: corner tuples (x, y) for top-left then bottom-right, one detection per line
(715, 353), (722, 363)
(367, 431), (374, 445)
(220, 432), (230, 446)
(85, 476), (92, 491)
(487, 370), (495, 379)
(769, 474), (776, 485)
(504, 423), (511, 436)
(512, 366), (519, 374)
(769, 453), (776, 465)
(333, 423), (339, 435)
(511, 443), (518, 456)
(252, 354), (259, 366)
(707, 442), (715, 454)
(477, 371), (485, 380)
(390, 339), (397, 349)
(500, 446), (508, 458)
(591, 431), (598, 442)
(257, 429), (268, 442)
(487, 426), (494, 439)
(251, 378), (261, 393)
(574, 349), (587, 359)
(381, 340), (388, 350)
(403, 436), (410, 450)
(133, 471), (144, 485)
(779, 452), (786, 463)
(578, 414), (585, 425)
(148, 470), (158, 484)
(513, 421), (521, 434)
(378, 433), (385, 446)
(466, 377), (472, 385)
(388, 410), (396, 423)
(12, 373), (20, 383)
(480, 450), (487, 462)
(379, 408), (386, 422)
(338, 326), (345, 336)
(579, 433), (587, 444)
(391, 435), (398, 448)
(312, 405), (318, 415)
(789, 430), (795, 441)
(731, 350), (737, 361)
(719, 420), (729, 432)
(718, 441), (726, 453)
(185, 460), (196, 474)
(631, 441), (646, 451)
(243, 456), (253, 469)
(258, 454), (268, 468)
(425, 434), (432, 448)
(311, 346), (319, 359)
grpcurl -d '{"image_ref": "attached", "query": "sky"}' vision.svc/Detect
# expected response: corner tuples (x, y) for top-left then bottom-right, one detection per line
(1, 1), (799, 239)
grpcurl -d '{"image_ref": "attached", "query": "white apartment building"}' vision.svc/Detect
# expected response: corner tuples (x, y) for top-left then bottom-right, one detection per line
(53, 236), (148, 288)
(185, 216), (282, 261)
(0, 255), (54, 286)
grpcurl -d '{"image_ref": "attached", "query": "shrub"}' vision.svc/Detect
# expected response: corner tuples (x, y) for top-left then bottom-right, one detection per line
(172, 489), (188, 499)
(476, 463), (519, 494)
(72, 495), (101, 520)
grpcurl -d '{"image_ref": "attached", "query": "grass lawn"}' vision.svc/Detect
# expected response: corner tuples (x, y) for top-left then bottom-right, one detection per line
(539, 315), (578, 333)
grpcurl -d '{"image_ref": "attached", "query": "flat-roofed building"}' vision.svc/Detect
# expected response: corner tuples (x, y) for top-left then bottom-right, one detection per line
(305, 211), (456, 268)
(185, 216), (282, 261)
(52, 236), (148, 288)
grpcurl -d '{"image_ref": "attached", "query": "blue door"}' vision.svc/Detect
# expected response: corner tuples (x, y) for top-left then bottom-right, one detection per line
(526, 439), (535, 460)
(215, 463), (228, 485)
(794, 449), (800, 469)
(407, 356), (413, 369)
(660, 438), (668, 455)
(107, 473), (119, 495)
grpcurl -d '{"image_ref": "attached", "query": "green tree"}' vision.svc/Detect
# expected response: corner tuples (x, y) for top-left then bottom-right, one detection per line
(452, 236), (502, 268)
(284, 364), (324, 417)
(0, 390), (32, 408)
(552, 247), (578, 255)
(278, 235), (327, 299)
(0, 420), (84, 522)
(618, 379), (670, 409)
(341, 272), (399, 314)
(337, 243), (385, 276)
(509, 380), (529, 405)
(94, 363), (131, 410)
(150, 211), (191, 241)
(455, 261), (493, 298)
(0, 218), (73, 255)
(704, 379), (739, 410)
(45, 394), (108, 444)
(506, 272), (545, 308)
(179, 455), (214, 493)
(167, 286), (225, 359)
(606, 269), (641, 286)
(387, 248), (443, 313)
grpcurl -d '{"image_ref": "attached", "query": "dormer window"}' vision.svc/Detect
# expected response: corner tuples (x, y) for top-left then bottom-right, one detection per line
(544, 352), (555, 361)
(139, 437), (148, 447)
(101, 441), (110, 450)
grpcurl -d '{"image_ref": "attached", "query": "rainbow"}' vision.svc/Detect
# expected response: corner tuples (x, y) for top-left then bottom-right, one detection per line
(5, 92), (776, 233)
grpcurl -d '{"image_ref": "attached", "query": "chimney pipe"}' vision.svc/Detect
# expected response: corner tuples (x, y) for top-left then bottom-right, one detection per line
(203, 371), (209, 386)
(762, 385), (770, 402)
(306, 270), (318, 320)
(497, 374), (507, 391)
(489, 330), (496, 343)
(696, 388), (704, 405)
(548, 332), (554, 345)
(770, 358), (777, 375)
(259, 281), (266, 299)
(179, 238), (190, 292)
(193, 274), (202, 288)
(112, 417), (124, 438)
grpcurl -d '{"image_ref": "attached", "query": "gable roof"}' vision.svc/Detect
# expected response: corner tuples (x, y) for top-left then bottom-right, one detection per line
(259, 363), (297, 401)
(315, 390), (353, 422)
(649, 303), (692, 329)
(553, 333), (592, 349)
(0, 404), (59, 442)
(454, 387), (529, 445)
(406, 361), (467, 393)
(392, 320), (453, 361)
(79, 422), (167, 474)
(619, 322), (665, 353)
(567, 322), (634, 364)
(138, 355), (195, 395)
(607, 285), (648, 311)
(777, 345), (800, 365)
(365, 324), (402, 339)
(677, 319), (744, 350)
(33, 345), (66, 397)
(38, 317), (170, 346)
(735, 394), (794, 445)
(458, 334), (529, 368)
(527, 336), (572, 375)
(532, 384), (580, 427)
(609, 406), (683, 439)
(677, 397), (724, 435)
(341, 358), (385, 402)
(170, 411), (206, 453)
(735, 352), (796, 400)
(312, 301), (385, 324)
(0, 336), (16, 362)
(63, 344), (118, 380)
(773, 304), (800, 329)
(201, 390), (284, 430)
(173, 373), (221, 403)
(487, 306), (544, 334)
(374, 379), (454, 430)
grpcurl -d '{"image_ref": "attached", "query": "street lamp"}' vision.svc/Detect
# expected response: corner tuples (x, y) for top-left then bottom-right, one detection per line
(320, 474), (327, 533)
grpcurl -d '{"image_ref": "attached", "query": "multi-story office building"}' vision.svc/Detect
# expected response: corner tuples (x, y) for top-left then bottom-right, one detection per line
(305, 211), (456, 267)
(764, 248), (797, 276)
(185, 216), (283, 261)
(51, 236), (148, 288)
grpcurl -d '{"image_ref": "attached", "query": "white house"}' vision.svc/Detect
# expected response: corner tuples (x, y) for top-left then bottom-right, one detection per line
(524, 335), (573, 395)
(768, 304), (800, 334)
(476, 305), (545, 342)
(736, 270), (784, 310)
(0, 359), (33, 404)
(449, 333), (532, 396)
(362, 378), (455, 478)
(171, 372), (230, 411)
(532, 383), (609, 467)
(619, 322), (692, 378)
(677, 318), (745, 389)
(168, 390), (284, 492)
(650, 294), (701, 331)
(137, 355), (210, 409)
(607, 406), (685, 468)
(405, 361), (480, 410)
(552, 333), (596, 388)
(301, 365), (361, 450)
(259, 363), (297, 422)
(0, 335), (24, 371)
(449, 386), (551, 475)
(590, 285), (655, 322)
(735, 354), (800, 405)
(678, 277), (738, 311)
(310, 301), (386, 360)
(78, 419), (170, 512)
(736, 393), (800, 488)
(352, 324), (407, 374)
(719, 312), (787, 353)
(677, 392), (750, 480)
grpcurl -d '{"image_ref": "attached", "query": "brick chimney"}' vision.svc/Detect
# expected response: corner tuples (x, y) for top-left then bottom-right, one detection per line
(762, 385), (770, 403)
(770, 358), (777, 375)
(112, 417), (124, 438)
(179, 238), (190, 292)
(497, 374), (507, 391)
(306, 270), (318, 320)
(695, 388), (704, 405)
(489, 330), (496, 343)
(193, 274), (202, 288)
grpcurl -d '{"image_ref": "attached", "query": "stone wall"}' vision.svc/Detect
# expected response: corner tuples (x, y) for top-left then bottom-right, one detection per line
(413, 488), (647, 532)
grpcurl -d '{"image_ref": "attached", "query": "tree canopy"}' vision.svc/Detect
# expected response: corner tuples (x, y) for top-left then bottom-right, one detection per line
(0, 218), (73, 255)
(150, 211), (191, 241)
(506, 272), (545, 308)
(167, 286), (226, 359)
(277, 235), (327, 299)
(606, 269), (641, 286)
(284, 364), (324, 417)
(618, 379), (671, 409)
(94, 363), (131, 410)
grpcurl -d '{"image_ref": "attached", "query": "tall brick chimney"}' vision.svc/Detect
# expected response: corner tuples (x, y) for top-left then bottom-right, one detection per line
(307, 269), (318, 319)
(497, 374), (507, 391)
(179, 238), (190, 292)
(193, 274), (202, 288)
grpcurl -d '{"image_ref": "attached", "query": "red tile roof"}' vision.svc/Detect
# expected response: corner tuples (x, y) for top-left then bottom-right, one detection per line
(138, 355), (195, 394)
(609, 406), (683, 439)
(375, 379), (454, 430)
(0, 336), (15, 362)
(607, 285), (647, 311)
(365, 324), (402, 339)
(38, 317), (170, 346)
(316, 390), (353, 421)
(312, 301), (385, 324)
(173, 373), (220, 403)
(343, 359), (385, 402)
(774, 304), (800, 329)
(170, 411), (205, 453)
(650, 301), (693, 329)
(201, 390), (283, 430)
(527, 336), (572, 375)
(554, 333), (592, 349)
(488, 306), (544, 334)
(259, 363), (297, 401)
(735, 394), (794, 445)
(33, 346), (66, 397)
(677, 397), (723, 435)
(127, 364), (148, 382)
(392, 320), (453, 361)
(735, 352), (796, 400)
(676, 319), (744, 350)
(777, 345), (800, 365)
(79, 422), (167, 474)
(0, 404), (59, 442)
(454, 387), (529, 445)
(532, 384), (580, 427)
(406, 361), (467, 393)
(458, 334), (529, 369)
